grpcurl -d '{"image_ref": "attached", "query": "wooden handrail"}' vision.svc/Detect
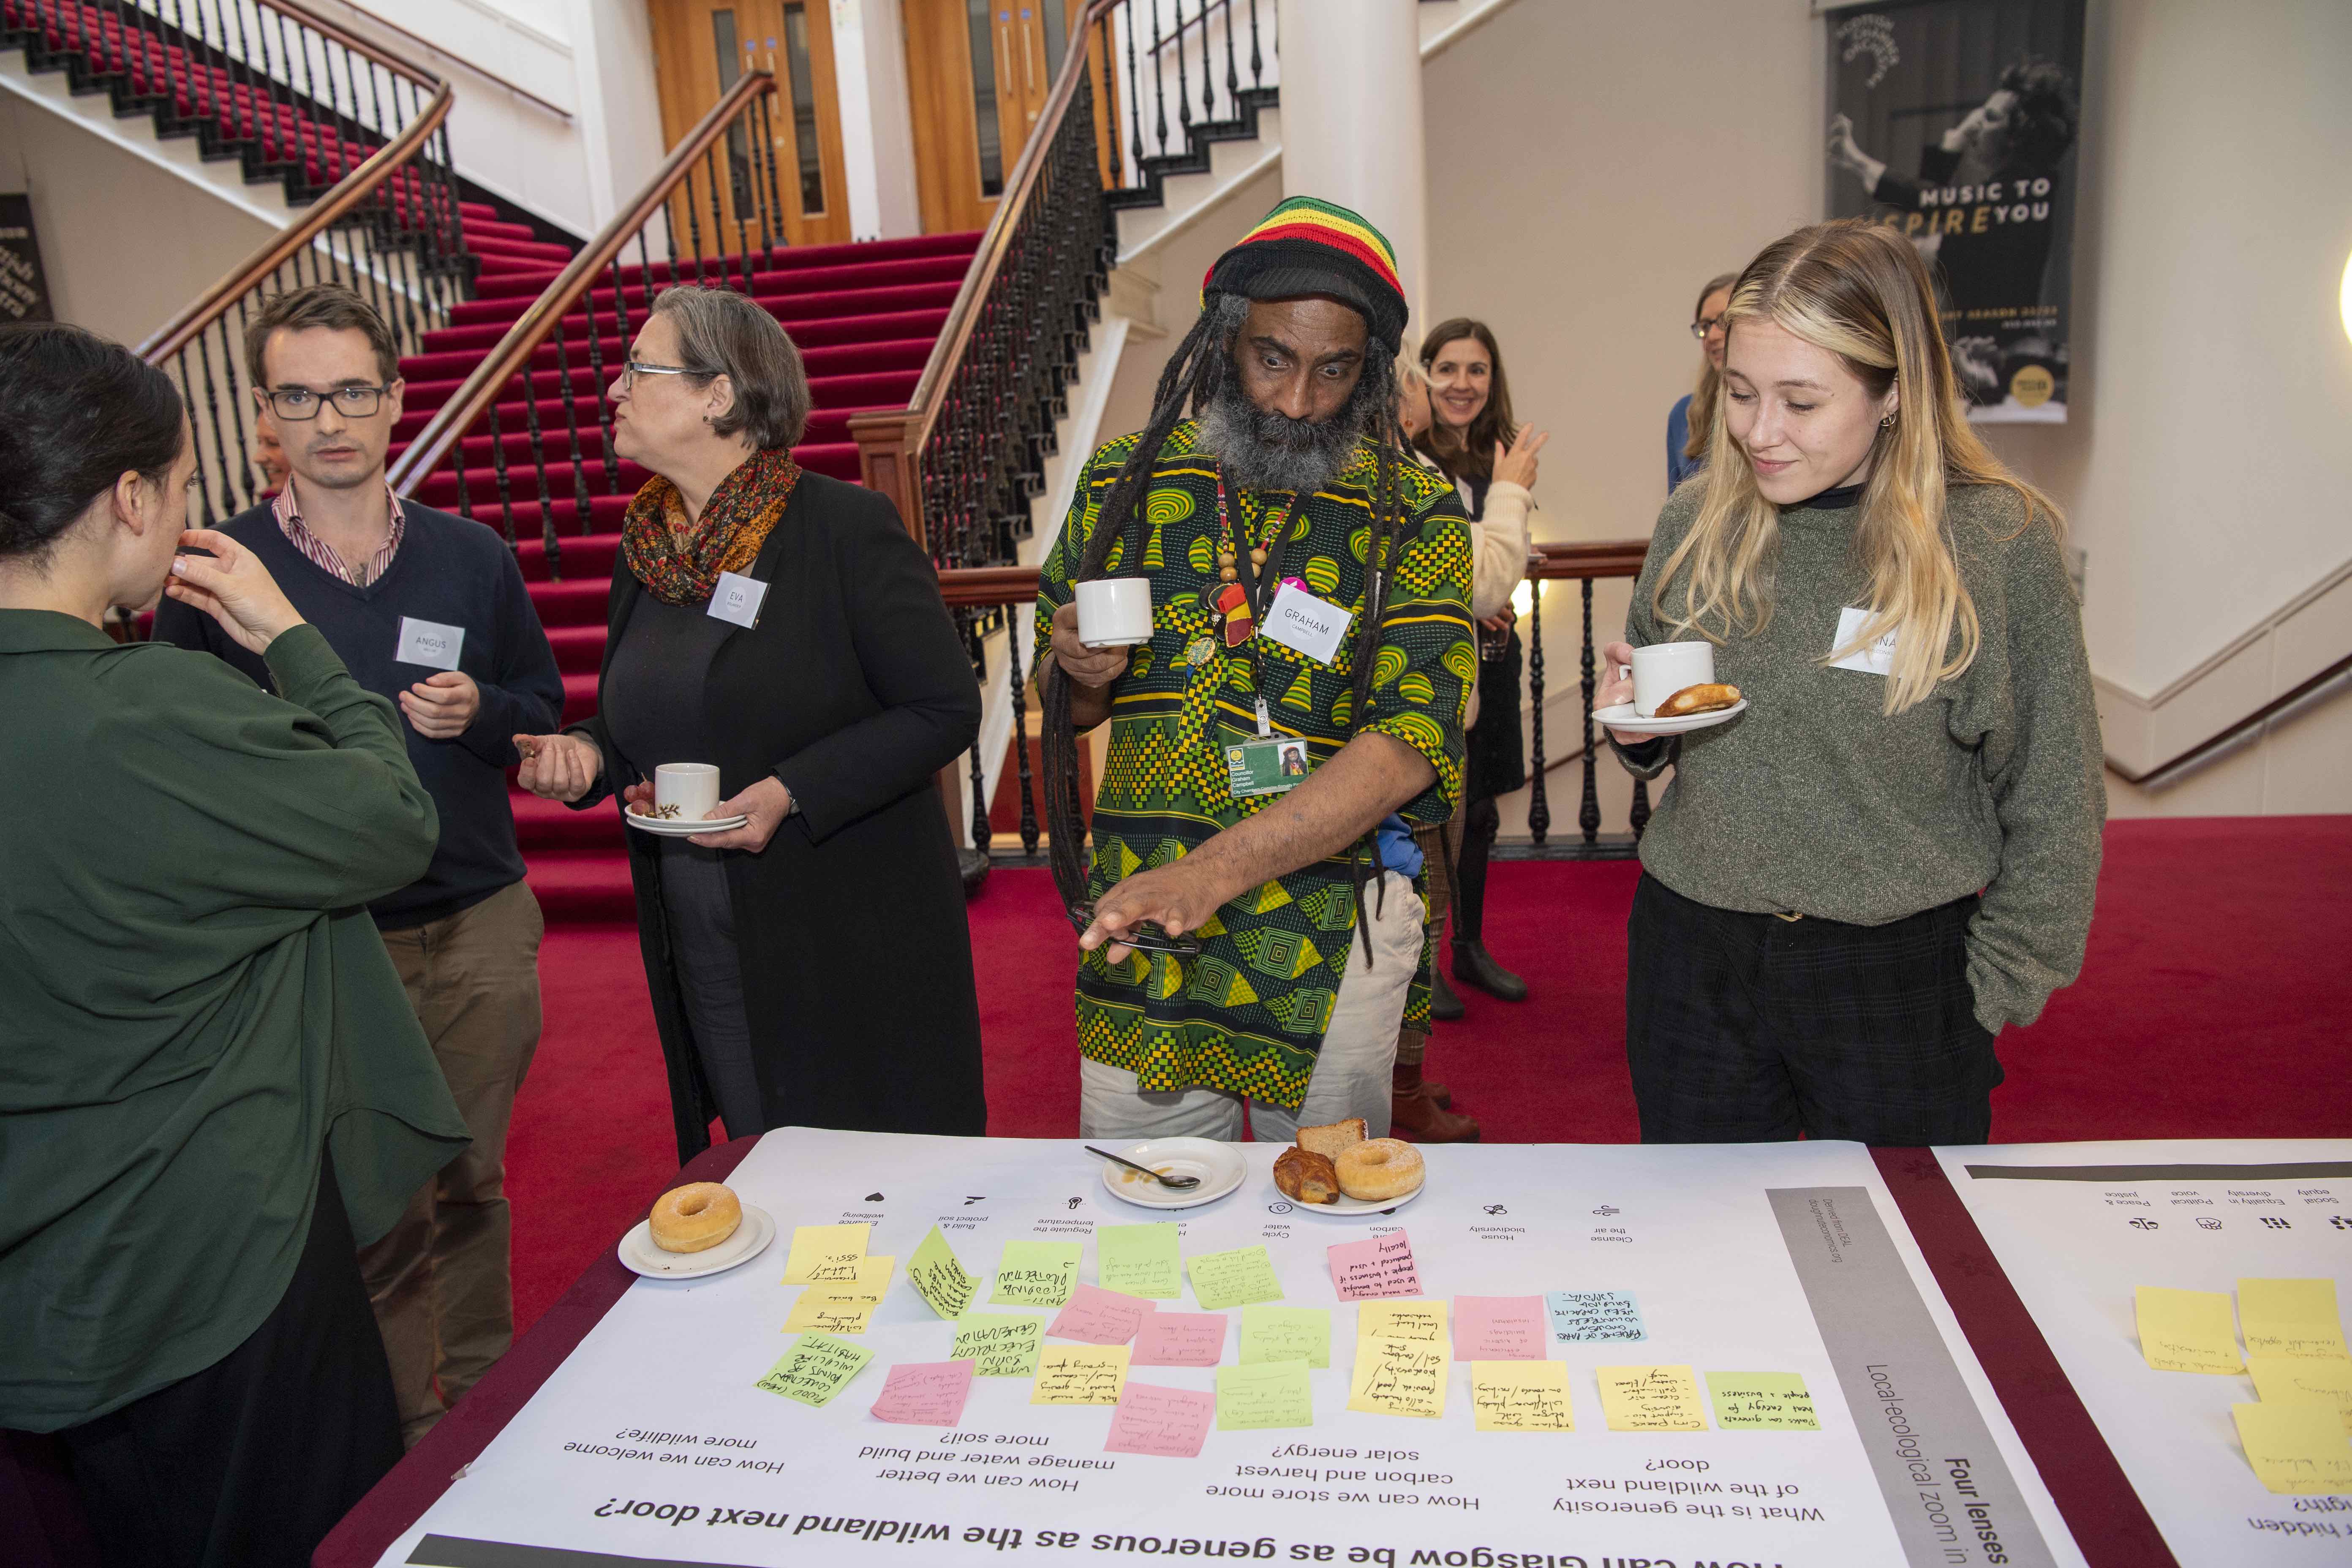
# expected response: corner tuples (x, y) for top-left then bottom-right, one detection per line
(386, 71), (778, 496)
(847, 0), (1118, 523)
(134, 0), (451, 365)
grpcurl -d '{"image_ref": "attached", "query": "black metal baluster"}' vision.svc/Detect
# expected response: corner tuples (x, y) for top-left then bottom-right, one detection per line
(658, 195), (681, 297)
(1148, 0), (1166, 157)
(517, 351), (558, 570)
(1193, 0), (1210, 125)
(220, 0), (261, 159)
(451, 406), (477, 534)
(486, 398), (525, 561)
(1221, 0), (1238, 109)
(702, 145), (729, 287)
(966, 614), (989, 852)
(582, 285), (617, 500)
(215, 313), (254, 507)
(1097, 12), (1122, 191)
(745, 94), (776, 275)
(1007, 608), (1037, 853)
(188, 326), (236, 517)
(1574, 577), (1598, 848)
(756, 90), (787, 257)
(551, 318), (592, 536)
(1530, 575), (1557, 847)
(1122, 1), (1141, 183)
(173, 352), (220, 526)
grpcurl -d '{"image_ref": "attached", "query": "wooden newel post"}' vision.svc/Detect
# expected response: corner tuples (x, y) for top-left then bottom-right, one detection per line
(849, 408), (927, 549)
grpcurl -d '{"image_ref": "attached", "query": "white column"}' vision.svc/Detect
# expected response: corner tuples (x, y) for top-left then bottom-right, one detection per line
(1274, 0), (1427, 347)
(837, 0), (923, 239)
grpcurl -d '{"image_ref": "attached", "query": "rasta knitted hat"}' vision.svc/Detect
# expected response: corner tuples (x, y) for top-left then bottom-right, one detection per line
(1201, 196), (1407, 353)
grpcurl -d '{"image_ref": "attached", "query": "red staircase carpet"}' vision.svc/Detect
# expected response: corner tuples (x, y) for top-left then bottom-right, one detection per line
(502, 816), (2352, 1334)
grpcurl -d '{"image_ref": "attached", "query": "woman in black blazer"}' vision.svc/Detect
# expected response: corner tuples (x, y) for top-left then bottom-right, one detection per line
(516, 285), (985, 1160)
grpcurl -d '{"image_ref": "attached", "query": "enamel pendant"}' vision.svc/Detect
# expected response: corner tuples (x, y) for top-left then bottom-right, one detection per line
(1210, 581), (1255, 647)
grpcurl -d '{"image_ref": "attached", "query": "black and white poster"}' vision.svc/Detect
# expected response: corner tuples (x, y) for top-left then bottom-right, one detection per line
(0, 194), (54, 324)
(1825, 0), (2085, 422)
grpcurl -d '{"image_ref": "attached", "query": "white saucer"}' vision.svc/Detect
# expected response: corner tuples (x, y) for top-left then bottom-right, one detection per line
(1273, 1178), (1426, 1218)
(625, 808), (750, 837)
(1592, 699), (1748, 737)
(618, 1203), (774, 1279)
(1098, 1138), (1247, 1209)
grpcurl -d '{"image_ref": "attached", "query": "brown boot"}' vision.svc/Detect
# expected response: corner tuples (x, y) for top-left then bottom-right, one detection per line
(1391, 1062), (1480, 1142)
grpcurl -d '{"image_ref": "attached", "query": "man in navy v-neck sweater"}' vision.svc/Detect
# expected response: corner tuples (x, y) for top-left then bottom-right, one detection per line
(152, 286), (563, 1451)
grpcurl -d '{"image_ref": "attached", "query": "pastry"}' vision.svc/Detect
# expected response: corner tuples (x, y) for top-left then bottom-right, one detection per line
(1274, 1146), (1341, 1204)
(1334, 1138), (1425, 1203)
(1295, 1118), (1367, 1160)
(647, 1181), (742, 1253)
(1655, 682), (1740, 717)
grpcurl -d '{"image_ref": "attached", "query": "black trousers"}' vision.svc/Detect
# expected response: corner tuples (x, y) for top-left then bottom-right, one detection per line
(1625, 874), (2001, 1145)
(56, 1158), (403, 1568)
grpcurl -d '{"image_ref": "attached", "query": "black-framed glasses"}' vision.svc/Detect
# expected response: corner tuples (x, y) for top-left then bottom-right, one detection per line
(619, 360), (699, 390)
(1689, 314), (1726, 340)
(264, 384), (389, 420)
(1068, 901), (1203, 958)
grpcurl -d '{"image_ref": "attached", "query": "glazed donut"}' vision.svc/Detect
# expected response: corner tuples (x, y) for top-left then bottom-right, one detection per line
(648, 1181), (742, 1253)
(1334, 1138), (1424, 1203)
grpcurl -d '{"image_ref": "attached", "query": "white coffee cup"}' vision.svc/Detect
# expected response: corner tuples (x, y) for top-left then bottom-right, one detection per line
(654, 763), (722, 821)
(1075, 578), (1153, 648)
(1628, 641), (1717, 718)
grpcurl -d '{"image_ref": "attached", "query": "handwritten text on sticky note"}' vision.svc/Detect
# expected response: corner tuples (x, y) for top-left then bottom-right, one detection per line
(1105, 1383), (1217, 1458)
(1348, 1335), (1448, 1420)
(991, 1240), (1082, 1308)
(2135, 1286), (2243, 1374)
(2250, 1356), (2352, 1432)
(1358, 1299), (1448, 1346)
(1188, 1245), (1284, 1311)
(1032, 1344), (1130, 1405)
(1328, 1231), (1422, 1300)
(1546, 1290), (1646, 1343)
(907, 1226), (979, 1320)
(949, 1313), (1046, 1377)
(1706, 1372), (1819, 1431)
(1472, 1361), (1573, 1432)
(1216, 1359), (1315, 1430)
(780, 1223), (869, 1285)
(1132, 1311), (1228, 1367)
(1239, 1305), (1331, 1369)
(1598, 1364), (1709, 1432)
(870, 1360), (976, 1426)
(1455, 1296), (1547, 1360)
(1048, 1283), (1155, 1345)
(2232, 1402), (2352, 1495)
(754, 1332), (872, 1407)
(1097, 1222), (1184, 1299)
(2239, 1279), (2351, 1362)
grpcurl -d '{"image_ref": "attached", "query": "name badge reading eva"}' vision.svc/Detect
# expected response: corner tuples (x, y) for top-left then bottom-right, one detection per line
(708, 570), (769, 629)
(1261, 580), (1350, 665)
(394, 615), (464, 670)
(1828, 605), (1897, 675)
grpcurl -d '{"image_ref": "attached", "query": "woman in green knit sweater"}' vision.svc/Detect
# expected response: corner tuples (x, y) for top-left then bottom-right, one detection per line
(1602, 220), (2104, 1145)
(0, 324), (468, 1565)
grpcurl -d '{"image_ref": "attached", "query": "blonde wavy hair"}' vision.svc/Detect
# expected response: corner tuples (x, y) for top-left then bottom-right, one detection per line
(1656, 220), (2061, 713)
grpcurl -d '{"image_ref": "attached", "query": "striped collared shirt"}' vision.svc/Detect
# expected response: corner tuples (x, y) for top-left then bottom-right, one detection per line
(272, 477), (407, 587)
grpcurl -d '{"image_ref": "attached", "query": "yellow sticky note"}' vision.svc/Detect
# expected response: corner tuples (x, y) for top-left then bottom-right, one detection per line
(1706, 1372), (1820, 1431)
(783, 1293), (877, 1335)
(1471, 1361), (1573, 1432)
(2239, 1279), (2351, 1361)
(1358, 1299), (1449, 1346)
(1347, 1335), (1449, 1420)
(949, 1312), (1046, 1377)
(1031, 1343), (1130, 1405)
(907, 1226), (980, 1320)
(781, 1223), (870, 1285)
(1239, 1305), (1331, 1369)
(1187, 1245), (1284, 1311)
(2135, 1286), (2243, 1373)
(2232, 1402), (2352, 1495)
(2249, 1356), (2352, 1432)
(1597, 1364), (1709, 1432)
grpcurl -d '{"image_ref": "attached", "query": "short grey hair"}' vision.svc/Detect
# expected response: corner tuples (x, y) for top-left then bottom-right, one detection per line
(649, 285), (810, 450)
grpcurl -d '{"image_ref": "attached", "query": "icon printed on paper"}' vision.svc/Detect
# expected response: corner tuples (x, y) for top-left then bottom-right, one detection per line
(2196, 1218), (2221, 1230)
(2129, 1218), (2159, 1230)
(2262, 1217), (2293, 1231)
(865, 1192), (885, 1202)
(1482, 1205), (1508, 1216)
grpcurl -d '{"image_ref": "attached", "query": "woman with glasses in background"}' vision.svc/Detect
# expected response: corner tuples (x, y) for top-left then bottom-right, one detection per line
(512, 286), (987, 1162)
(1665, 272), (1739, 492)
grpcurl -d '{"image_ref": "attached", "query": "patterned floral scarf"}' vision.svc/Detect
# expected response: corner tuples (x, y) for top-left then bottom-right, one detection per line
(620, 446), (801, 606)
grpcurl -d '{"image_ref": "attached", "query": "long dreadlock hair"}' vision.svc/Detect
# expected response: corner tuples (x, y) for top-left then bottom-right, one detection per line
(1042, 293), (1417, 965)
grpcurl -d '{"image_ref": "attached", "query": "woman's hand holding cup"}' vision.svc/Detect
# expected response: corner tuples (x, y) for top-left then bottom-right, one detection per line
(163, 529), (305, 655)
(514, 732), (603, 802)
(1599, 641), (1644, 745)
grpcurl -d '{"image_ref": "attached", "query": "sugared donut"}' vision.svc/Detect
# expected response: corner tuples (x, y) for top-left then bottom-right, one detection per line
(1334, 1138), (1424, 1203)
(648, 1181), (742, 1253)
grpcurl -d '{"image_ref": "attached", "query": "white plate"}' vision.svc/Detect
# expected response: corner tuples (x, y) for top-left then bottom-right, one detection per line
(1592, 698), (1748, 736)
(1273, 1176), (1426, 1218)
(1097, 1138), (1247, 1209)
(617, 1203), (774, 1279)
(625, 808), (750, 837)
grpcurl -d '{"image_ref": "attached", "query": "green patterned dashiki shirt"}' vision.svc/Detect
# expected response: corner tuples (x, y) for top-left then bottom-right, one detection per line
(1034, 420), (1475, 1109)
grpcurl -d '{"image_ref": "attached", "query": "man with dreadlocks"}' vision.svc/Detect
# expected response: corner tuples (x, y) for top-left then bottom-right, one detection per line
(1034, 198), (1476, 1143)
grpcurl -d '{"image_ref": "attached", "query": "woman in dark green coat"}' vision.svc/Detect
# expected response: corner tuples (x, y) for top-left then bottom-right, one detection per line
(0, 324), (468, 1566)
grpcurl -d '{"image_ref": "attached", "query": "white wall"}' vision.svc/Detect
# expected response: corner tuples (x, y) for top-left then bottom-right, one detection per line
(0, 98), (277, 346)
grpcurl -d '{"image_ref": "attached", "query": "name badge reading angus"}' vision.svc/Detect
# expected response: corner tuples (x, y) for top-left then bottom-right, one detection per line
(1226, 737), (1312, 798)
(1260, 580), (1351, 665)
(394, 615), (465, 670)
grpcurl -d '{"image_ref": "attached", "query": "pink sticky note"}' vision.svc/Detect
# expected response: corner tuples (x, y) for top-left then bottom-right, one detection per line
(1328, 1231), (1422, 1301)
(869, 1359), (977, 1426)
(1132, 1311), (1229, 1367)
(1104, 1382), (1217, 1458)
(1047, 1283), (1156, 1345)
(1455, 1295), (1548, 1360)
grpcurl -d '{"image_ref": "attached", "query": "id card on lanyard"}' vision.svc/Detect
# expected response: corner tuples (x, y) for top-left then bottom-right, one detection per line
(1227, 699), (1309, 797)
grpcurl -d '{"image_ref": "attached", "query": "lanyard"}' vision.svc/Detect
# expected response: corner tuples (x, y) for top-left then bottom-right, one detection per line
(1212, 466), (1299, 737)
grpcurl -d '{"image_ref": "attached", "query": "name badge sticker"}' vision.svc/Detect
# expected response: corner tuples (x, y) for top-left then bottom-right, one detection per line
(1828, 605), (1897, 675)
(1260, 581), (1351, 666)
(709, 570), (770, 629)
(394, 615), (465, 670)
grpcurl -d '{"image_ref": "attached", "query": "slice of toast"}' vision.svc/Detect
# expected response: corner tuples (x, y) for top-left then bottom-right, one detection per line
(1296, 1118), (1367, 1160)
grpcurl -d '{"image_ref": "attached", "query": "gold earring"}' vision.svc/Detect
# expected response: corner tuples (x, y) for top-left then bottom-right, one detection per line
(1879, 414), (1896, 430)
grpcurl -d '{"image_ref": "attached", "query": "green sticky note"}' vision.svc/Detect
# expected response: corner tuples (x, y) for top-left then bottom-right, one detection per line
(754, 1332), (872, 1407)
(1240, 1305), (1331, 1369)
(990, 1240), (1082, 1308)
(1097, 1222), (1184, 1300)
(907, 1226), (980, 1320)
(1216, 1358), (1316, 1431)
(1188, 1244), (1283, 1311)
(1705, 1372), (1820, 1431)
(949, 1313), (1047, 1377)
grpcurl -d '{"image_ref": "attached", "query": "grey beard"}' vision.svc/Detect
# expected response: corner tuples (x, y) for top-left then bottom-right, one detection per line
(1195, 377), (1361, 496)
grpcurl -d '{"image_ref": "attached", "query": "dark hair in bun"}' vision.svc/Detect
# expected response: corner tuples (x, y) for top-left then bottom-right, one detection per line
(0, 322), (185, 564)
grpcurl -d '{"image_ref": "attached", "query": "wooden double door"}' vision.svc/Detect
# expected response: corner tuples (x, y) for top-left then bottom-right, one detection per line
(904, 0), (1110, 234)
(650, 0), (850, 249)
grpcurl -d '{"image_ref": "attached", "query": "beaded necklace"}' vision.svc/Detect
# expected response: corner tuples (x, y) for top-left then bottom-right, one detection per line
(1207, 464), (1299, 650)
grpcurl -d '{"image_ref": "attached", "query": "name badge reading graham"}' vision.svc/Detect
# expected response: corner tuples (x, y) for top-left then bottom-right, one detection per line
(394, 615), (465, 670)
(1828, 605), (1897, 675)
(1260, 580), (1351, 665)
(708, 570), (769, 629)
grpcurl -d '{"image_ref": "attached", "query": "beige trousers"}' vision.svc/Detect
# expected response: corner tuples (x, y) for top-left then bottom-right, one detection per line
(357, 879), (544, 1447)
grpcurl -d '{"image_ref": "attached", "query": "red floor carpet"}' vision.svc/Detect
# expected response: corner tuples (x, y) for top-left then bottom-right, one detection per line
(504, 816), (2352, 1335)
